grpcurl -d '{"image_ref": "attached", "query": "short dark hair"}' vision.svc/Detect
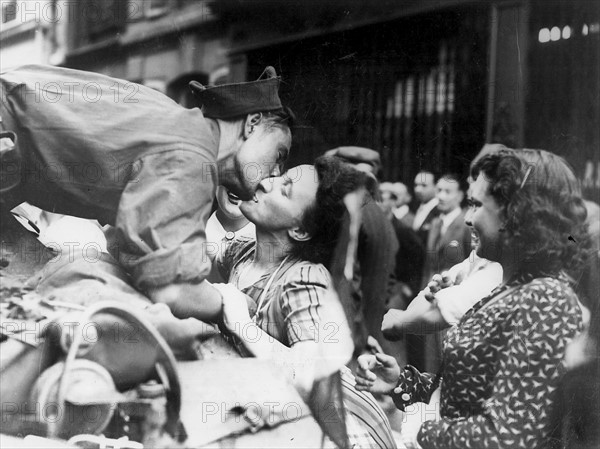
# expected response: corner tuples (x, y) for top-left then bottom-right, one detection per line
(259, 106), (296, 133)
(415, 169), (440, 184)
(439, 172), (467, 193)
(471, 148), (589, 277)
(221, 106), (295, 135)
(288, 156), (376, 265)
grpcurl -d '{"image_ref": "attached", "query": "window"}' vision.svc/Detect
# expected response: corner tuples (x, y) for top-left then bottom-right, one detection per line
(538, 23), (598, 43)
(83, 0), (127, 41)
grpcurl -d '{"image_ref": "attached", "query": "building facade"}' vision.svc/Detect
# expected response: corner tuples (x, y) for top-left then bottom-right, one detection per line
(61, 0), (230, 106)
(2, 0), (598, 199)
(0, 0), (64, 69)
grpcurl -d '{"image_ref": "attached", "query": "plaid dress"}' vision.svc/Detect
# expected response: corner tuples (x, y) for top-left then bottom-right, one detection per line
(219, 238), (396, 448)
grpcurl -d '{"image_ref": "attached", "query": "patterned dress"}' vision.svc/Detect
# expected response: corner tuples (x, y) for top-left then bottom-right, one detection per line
(391, 274), (583, 449)
(218, 238), (396, 448)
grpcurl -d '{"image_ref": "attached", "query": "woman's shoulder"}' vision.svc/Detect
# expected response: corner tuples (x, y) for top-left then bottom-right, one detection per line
(522, 275), (576, 298)
(281, 260), (332, 288)
(481, 275), (583, 339)
(511, 275), (580, 312)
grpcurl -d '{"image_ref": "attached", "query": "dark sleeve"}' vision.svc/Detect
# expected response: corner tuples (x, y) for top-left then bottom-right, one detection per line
(357, 204), (399, 338)
(418, 281), (582, 449)
(114, 149), (216, 291)
(390, 365), (438, 410)
(393, 219), (425, 295)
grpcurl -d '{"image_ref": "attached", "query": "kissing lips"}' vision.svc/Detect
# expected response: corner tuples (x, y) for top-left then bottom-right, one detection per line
(251, 182), (268, 203)
(226, 191), (241, 205)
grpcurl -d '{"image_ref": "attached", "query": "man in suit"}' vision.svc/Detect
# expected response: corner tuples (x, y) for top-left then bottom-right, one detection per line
(392, 182), (415, 228)
(422, 173), (471, 285)
(412, 170), (441, 245)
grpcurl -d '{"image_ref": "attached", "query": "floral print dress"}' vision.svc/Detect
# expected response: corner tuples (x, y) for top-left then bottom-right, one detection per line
(391, 274), (583, 449)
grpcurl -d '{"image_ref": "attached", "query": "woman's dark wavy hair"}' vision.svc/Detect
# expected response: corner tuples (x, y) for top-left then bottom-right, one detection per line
(288, 156), (377, 265)
(470, 148), (590, 278)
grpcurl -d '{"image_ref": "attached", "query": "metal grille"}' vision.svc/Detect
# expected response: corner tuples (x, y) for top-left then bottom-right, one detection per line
(247, 6), (489, 183)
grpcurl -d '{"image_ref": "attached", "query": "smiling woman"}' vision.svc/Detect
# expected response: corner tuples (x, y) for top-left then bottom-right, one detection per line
(464, 175), (504, 262)
(355, 148), (590, 449)
(474, 149), (589, 278)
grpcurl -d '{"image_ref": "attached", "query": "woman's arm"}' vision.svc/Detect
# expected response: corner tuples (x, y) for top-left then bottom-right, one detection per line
(382, 260), (503, 337)
(355, 354), (438, 409)
(382, 293), (449, 337)
(219, 282), (330, 397)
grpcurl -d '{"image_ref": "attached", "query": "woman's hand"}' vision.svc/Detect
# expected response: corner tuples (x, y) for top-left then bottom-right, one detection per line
(213, 283), (253, 333)
(355, 353), (401, 395)
(424, 271), (454, 302)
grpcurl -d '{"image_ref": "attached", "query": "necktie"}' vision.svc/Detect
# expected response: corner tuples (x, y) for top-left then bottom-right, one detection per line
(432, 217), (444, 250)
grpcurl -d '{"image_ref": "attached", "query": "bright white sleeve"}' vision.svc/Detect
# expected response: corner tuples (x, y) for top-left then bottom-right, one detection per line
(436, 261), (503, 325)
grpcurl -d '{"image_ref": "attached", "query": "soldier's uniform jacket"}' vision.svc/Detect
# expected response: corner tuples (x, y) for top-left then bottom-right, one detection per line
(1, 65), (218, 291)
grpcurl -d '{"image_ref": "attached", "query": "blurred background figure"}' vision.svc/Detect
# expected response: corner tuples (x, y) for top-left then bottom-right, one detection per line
(379, 182), (425, 310)
(577, 199), (600, 317)
(325, 146), (399, 364)
(392, 183), (414, 227)
(422, 173), (471, 286)
(206, 186), (256, 283)
(550, 280), (599, 449)
(379, 182), (398, 218)
(412, 170), (440, 246)
(380, 182), (414, 228)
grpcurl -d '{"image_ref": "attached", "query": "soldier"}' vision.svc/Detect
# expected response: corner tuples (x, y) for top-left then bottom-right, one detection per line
(0, 64), (292, 321)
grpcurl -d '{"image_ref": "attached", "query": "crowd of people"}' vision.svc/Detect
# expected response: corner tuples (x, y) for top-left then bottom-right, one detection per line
(1, 64), (598, 448)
